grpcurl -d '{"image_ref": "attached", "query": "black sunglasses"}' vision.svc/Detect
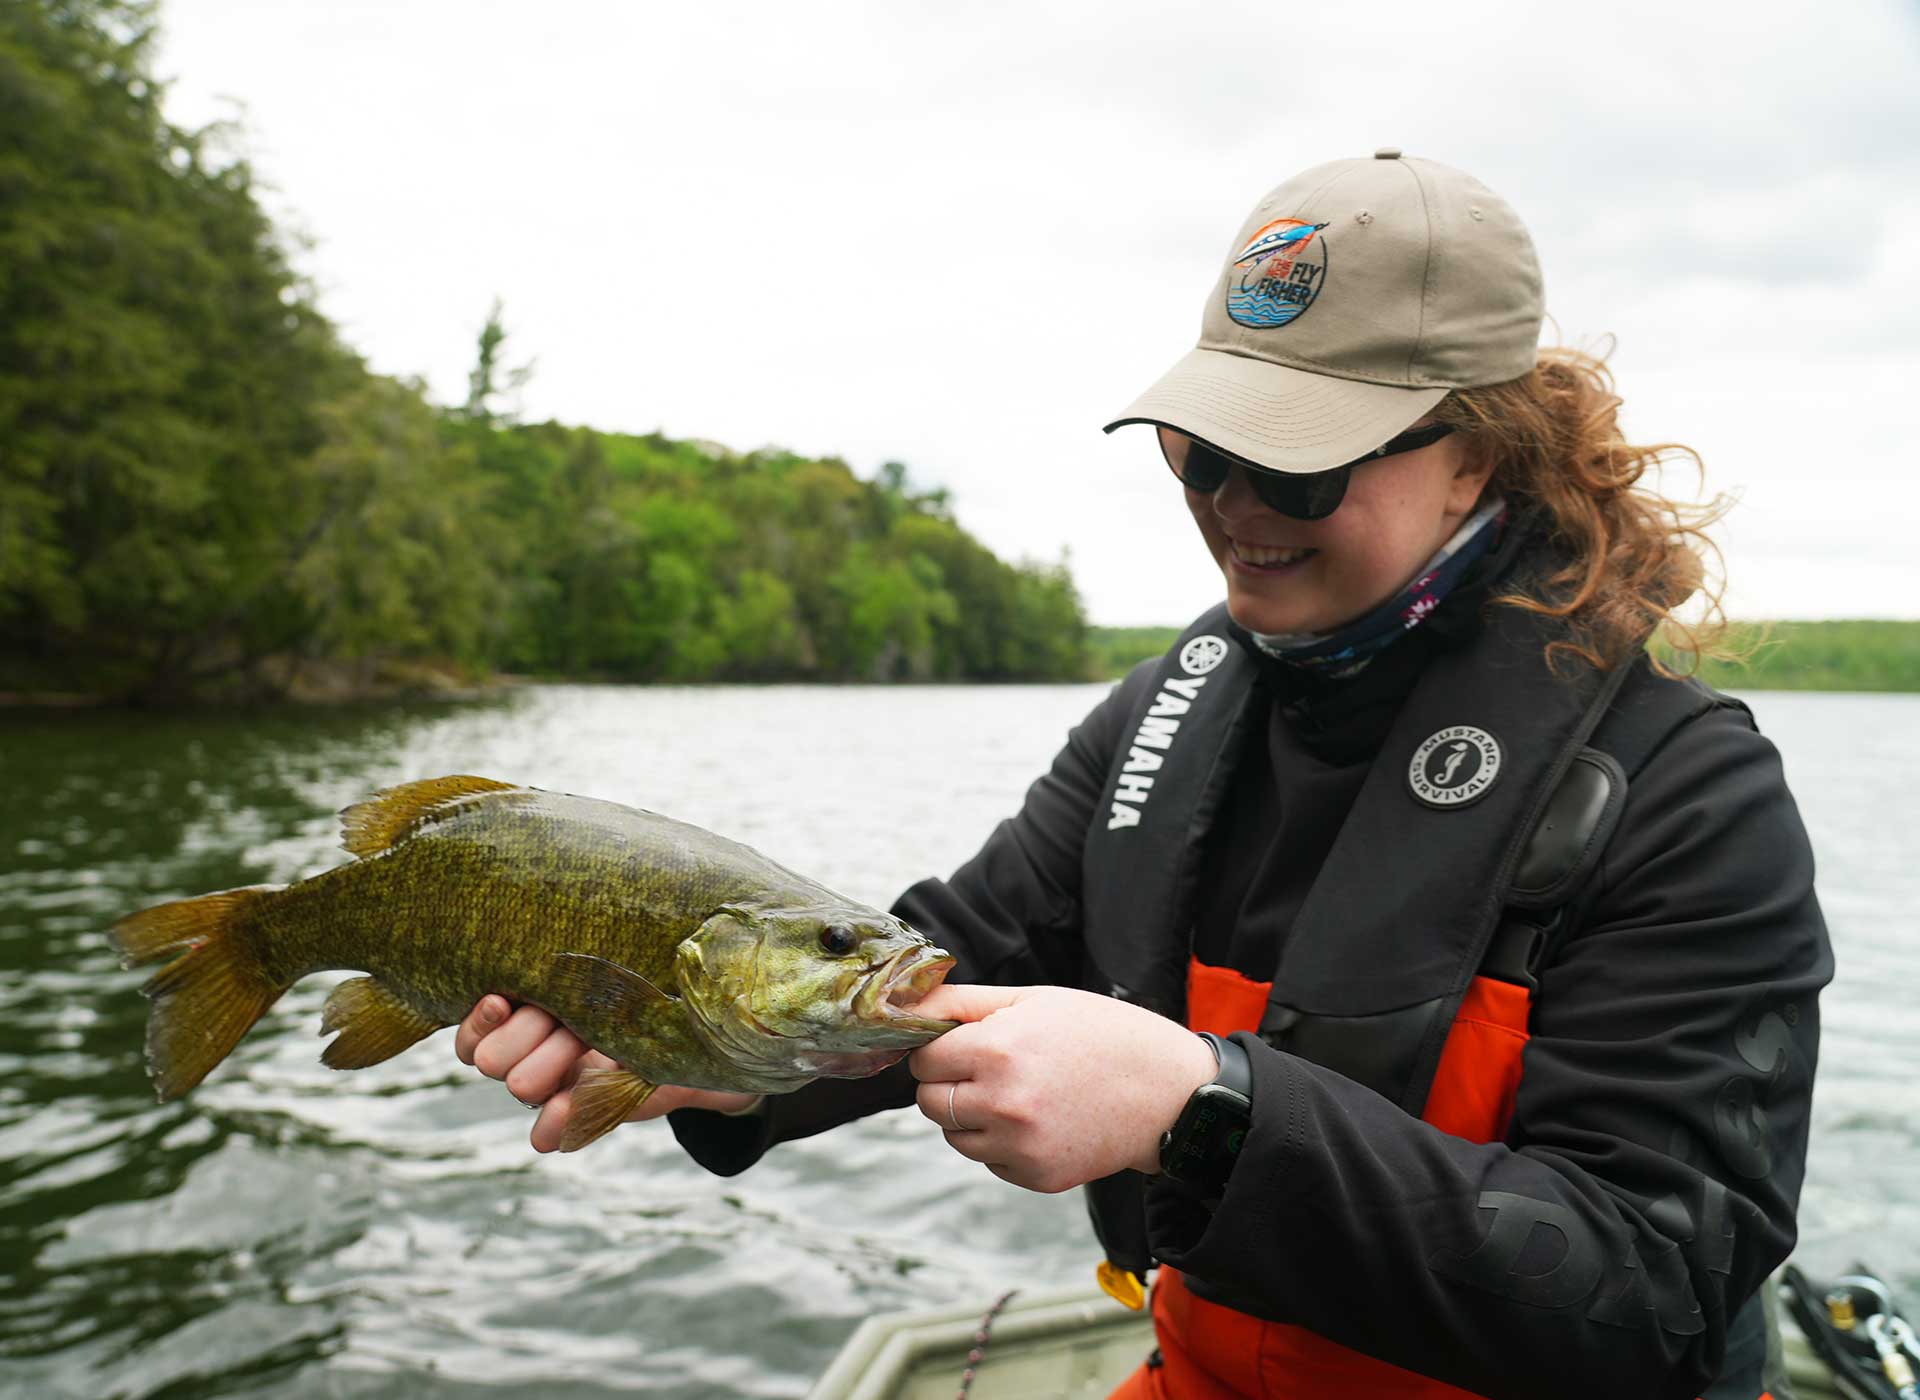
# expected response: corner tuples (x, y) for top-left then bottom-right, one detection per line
(1157, 422), (1456, 520)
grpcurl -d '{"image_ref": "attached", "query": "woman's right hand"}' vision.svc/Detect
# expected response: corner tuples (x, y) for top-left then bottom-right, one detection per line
(454, 995), (763, 1152)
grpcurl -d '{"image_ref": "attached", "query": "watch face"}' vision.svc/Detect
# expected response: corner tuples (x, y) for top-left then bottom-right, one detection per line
(1163, 1084), (1252, 1194)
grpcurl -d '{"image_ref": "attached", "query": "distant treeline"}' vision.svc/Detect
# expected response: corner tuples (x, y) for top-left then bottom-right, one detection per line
(1087, 628), (1185, 680)
(0, 0), (1087, 703)
(1090, 622), (1920, 691)
(1690, 621), (1920, 693)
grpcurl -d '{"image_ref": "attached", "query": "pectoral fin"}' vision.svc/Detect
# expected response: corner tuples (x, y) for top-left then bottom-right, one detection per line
(561, 1067), (658, 1151)
(319, 976), (447, 1069)
(548, 952), (675, 1018)
(339, 775), (519, 857)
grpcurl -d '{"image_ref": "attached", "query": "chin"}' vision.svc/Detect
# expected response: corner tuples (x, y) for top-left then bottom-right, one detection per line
(1225, 589), (1327, 638)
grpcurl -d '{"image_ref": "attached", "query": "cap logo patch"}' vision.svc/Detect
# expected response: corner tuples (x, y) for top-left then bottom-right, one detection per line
(1408, 726), (1502, 809)
(1226, 218), (1330, 329)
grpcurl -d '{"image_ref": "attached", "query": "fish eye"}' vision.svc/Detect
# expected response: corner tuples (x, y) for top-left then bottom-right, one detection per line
(819, 924), (859, 956)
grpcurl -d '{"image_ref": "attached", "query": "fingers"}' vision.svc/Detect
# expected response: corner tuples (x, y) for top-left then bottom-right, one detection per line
(915, 1077), (977, 1133)
(910, 982), (1030, 1025)
(914, 1079), (1006, 1169)
(908, 1020), (990, 1083)
(471, 1006), (567, 1084)
(529, 1057), (625, 1155)
(531, 1087), (572, 1153)
(504, 1025), (591, 1105)
(454, 995), (512, 1064)
(456, 992), (763, 1154)
(919, 1083), (1002, 1168)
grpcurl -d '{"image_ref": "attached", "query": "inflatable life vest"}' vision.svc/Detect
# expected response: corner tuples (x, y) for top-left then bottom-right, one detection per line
(1078, 600), (1771, 1399)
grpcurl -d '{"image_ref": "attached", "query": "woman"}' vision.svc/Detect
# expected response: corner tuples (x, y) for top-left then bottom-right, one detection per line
(454, 151), (1830, 1400)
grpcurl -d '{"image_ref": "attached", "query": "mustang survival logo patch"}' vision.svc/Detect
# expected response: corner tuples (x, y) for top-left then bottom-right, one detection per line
(1408, 725), (1502, 809)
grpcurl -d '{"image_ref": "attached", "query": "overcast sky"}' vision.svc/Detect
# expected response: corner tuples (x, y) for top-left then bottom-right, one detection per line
(156, 0), (1920, 625)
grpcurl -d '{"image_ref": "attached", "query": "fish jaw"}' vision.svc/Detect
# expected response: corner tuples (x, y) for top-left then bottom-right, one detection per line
(795, 944), (955, 1077)
(850, 944), (958, 1044)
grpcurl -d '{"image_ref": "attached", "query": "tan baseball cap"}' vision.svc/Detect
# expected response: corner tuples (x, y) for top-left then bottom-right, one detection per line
(1105, 149), (1544, 473)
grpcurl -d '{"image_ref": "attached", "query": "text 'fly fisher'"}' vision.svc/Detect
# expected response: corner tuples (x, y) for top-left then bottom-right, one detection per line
(112, 776), (957, 1149)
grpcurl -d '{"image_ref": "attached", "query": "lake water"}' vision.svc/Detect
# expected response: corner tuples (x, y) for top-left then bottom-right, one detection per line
(0, 684), (1913, 1398)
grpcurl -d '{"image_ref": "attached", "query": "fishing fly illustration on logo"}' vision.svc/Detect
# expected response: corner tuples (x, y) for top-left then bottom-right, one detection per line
(1225, 217), (1330, 328)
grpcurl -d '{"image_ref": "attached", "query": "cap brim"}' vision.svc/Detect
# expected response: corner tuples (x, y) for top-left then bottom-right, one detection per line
(1103, 347), (1447, 474)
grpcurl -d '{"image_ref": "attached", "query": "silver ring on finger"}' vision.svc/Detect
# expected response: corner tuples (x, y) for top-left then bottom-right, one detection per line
(946, 1081), (970, 1133)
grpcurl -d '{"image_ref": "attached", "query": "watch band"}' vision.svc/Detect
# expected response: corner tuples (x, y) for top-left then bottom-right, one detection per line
(1196, 1032), (1253, 1101)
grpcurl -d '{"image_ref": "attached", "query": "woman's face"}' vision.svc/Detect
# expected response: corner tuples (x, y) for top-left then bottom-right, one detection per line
(1183, 428), (1494, 637)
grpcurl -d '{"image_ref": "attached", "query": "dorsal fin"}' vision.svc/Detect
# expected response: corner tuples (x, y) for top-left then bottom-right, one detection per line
(339, 775), (519, 857)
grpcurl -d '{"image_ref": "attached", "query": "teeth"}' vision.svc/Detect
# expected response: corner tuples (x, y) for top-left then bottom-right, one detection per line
(1234, 543), (1314, 567)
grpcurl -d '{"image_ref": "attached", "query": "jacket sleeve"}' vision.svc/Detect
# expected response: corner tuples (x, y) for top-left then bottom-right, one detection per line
(1144, 701), (1833, 1400)
(668, 663), (1153, 1175)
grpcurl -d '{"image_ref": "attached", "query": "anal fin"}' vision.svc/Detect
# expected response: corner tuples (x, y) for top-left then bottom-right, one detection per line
(319, 976), (447, 1069)
(560, 1067), (658, 1152)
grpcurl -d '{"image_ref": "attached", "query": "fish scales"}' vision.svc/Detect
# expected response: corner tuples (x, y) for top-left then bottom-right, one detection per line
(264, 797), (728, 1013)
(112, 776), (955, 1149)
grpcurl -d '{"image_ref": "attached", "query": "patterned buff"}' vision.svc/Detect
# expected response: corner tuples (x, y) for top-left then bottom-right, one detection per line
(1249, 496), (1508, 679)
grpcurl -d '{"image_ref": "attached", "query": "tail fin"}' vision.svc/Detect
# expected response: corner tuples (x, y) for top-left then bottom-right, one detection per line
(111, 886), (289, 1100)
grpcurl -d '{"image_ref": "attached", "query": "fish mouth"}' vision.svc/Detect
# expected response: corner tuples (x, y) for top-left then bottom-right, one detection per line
(856, 943), (957, 1034)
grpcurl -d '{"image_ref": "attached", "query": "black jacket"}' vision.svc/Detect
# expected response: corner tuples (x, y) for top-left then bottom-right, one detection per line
(671, 577), (1830, 1400)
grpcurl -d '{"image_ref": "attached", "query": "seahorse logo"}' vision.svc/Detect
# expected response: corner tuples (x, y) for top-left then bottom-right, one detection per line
(1408, 727), (1503, 809)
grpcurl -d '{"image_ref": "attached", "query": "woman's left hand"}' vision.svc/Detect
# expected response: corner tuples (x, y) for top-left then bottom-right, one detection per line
(907, 984), (1219, 1194)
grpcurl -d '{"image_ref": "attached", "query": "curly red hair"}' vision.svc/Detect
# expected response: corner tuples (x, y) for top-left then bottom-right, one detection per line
(1434, 347), (1732, 674)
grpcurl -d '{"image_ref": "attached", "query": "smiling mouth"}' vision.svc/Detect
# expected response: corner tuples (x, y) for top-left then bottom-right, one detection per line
(1230, 541), (1317, 570)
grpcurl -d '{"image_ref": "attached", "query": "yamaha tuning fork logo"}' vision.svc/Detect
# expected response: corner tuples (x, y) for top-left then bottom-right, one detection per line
(1408, 726), (1502, 809)
(1179, 635), (1229, 675)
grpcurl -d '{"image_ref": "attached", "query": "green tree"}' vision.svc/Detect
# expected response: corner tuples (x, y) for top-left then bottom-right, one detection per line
(291, 375), (506, 669)
(826, 545), (959, 681)
(0, 0), (355, 696)
(0, 1), (1092, 698)
(459, 297), (534, 427)
(714, 569), (806, 677)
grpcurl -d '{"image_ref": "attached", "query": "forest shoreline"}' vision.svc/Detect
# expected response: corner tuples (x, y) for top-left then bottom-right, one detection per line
(1088, 619), (1920, 692)
(11, 615), (1920, 710)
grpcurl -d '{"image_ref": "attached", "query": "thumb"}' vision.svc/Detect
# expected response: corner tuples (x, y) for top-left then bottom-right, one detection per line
(912, 981), (1032, 1024)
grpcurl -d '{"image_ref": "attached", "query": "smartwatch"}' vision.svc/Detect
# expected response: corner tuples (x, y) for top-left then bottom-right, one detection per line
(1158, 1031), (1253, 1199)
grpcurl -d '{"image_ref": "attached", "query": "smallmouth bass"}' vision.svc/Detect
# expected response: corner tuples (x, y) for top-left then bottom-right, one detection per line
(112, 775), (956, 1149)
